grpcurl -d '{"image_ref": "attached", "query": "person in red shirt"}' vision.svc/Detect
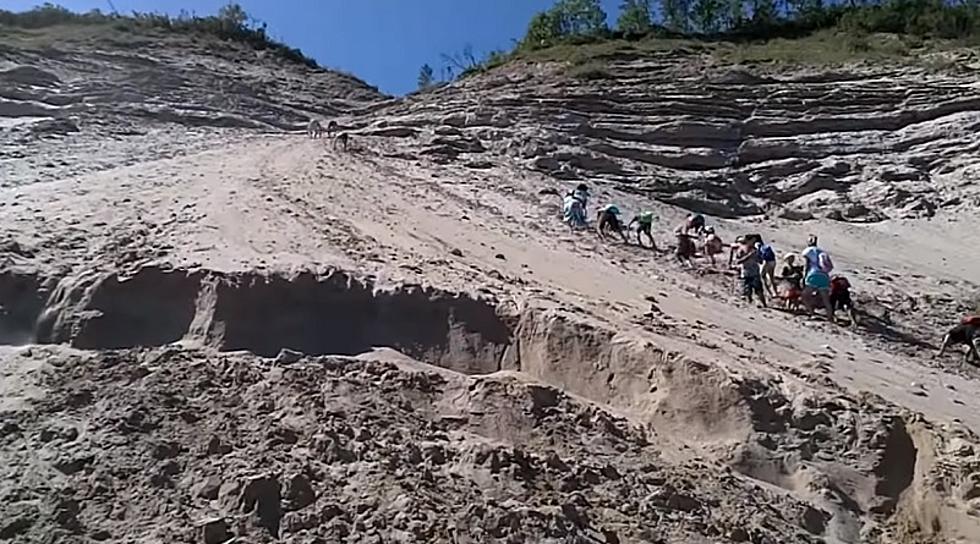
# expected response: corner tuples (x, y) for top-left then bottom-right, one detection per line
(830, 275), (857, 327)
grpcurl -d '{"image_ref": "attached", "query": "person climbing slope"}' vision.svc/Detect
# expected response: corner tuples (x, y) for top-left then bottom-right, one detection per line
(596, 204), (629, 243)
(777, 253), (804, 310)
(936, 321), (980, 364)
(673, 216), (702, 267)
(678, 214), (706, 237)
(628, 211), (657, 249)
(703, 227), (724, 266)
(728, 234), (762, 268)
(735, 237), (766, 307)
(801, 234), (833, 274)
(562, 183), (590, 230)
(756, 239), (778, 297)
(830, 275), (858, 327)
(798, 234), (835, 319)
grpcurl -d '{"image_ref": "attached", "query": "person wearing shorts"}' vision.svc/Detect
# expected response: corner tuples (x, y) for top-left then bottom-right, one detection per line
(803, 267), (833, 320)
(757, 242), (777, 297)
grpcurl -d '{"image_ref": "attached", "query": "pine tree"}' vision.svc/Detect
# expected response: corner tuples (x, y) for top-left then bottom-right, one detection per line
(521, 10), (562, 48)
(617, 0), (652, 35)
(417, 64), (435, 90)
(217, 2), (247, 31)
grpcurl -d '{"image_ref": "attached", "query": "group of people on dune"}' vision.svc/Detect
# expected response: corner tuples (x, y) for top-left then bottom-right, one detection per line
(674, 213), (855, 327)
(561, 183), (980, 364)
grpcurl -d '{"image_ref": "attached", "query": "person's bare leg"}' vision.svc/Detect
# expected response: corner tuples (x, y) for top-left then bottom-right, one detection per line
(936, 333), (951, 358)
(819, 289), (833, 320)
(801, 289), (816, 315)
(968, 338), (980, 365)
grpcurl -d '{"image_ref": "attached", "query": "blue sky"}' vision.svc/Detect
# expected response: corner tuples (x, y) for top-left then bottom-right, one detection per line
(4, 0), (623, 95)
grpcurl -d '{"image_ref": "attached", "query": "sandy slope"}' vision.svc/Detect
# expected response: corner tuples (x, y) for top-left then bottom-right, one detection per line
(4, 133), (977, 427)
(2, 126), (980, 543)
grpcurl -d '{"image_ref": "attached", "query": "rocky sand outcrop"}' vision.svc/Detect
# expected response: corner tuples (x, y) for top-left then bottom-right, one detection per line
(371, 50), (980, 221)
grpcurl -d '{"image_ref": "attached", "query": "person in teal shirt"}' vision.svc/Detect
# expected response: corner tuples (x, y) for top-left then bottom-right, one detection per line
(628, 211), (657, 249)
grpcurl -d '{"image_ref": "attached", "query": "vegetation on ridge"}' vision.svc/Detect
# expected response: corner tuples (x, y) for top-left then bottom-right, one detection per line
(0, 2), (319, 68)
(416, 0), (980, 87)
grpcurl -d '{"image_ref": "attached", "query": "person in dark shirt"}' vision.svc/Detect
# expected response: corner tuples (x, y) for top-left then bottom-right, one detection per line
(596, 205), (628, 243)
(830, 275), (857, 327)
(735, 239), (766, 307)
(936, 323), (980, 364)
(778, 254), (804, 289)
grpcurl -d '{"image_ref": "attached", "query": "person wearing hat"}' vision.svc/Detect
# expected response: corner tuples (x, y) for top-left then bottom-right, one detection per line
(596, 204), (628, 243)
(779, 253), (804, 290)
(777, 253), (805, 310)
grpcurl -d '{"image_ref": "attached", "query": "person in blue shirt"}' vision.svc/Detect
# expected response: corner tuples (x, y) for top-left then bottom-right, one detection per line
(755, 240), (778, 297)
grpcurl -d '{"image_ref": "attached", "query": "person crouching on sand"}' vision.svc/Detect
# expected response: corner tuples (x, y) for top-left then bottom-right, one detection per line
(830, 275), (858, 328)
(597, 205), (629, 243)
(562, 184), (590, 230)
(703, 227), (724, 266)
(628, 211), (656, 249)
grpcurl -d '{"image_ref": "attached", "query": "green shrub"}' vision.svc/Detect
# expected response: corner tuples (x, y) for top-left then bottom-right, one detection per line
(0, 2), (320, 68)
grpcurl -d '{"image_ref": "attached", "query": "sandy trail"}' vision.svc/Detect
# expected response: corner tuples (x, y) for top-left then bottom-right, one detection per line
(3, 133), (978, 435)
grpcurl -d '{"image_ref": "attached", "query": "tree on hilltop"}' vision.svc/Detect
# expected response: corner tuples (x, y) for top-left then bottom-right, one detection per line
(417, 63), (435, 90)
(217, 2), (247, 31)
(554, 0), (608, 35)
(617, 0), (652, 36)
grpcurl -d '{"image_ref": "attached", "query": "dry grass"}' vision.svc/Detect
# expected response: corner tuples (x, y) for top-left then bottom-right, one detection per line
(511, 29), (965, 77)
